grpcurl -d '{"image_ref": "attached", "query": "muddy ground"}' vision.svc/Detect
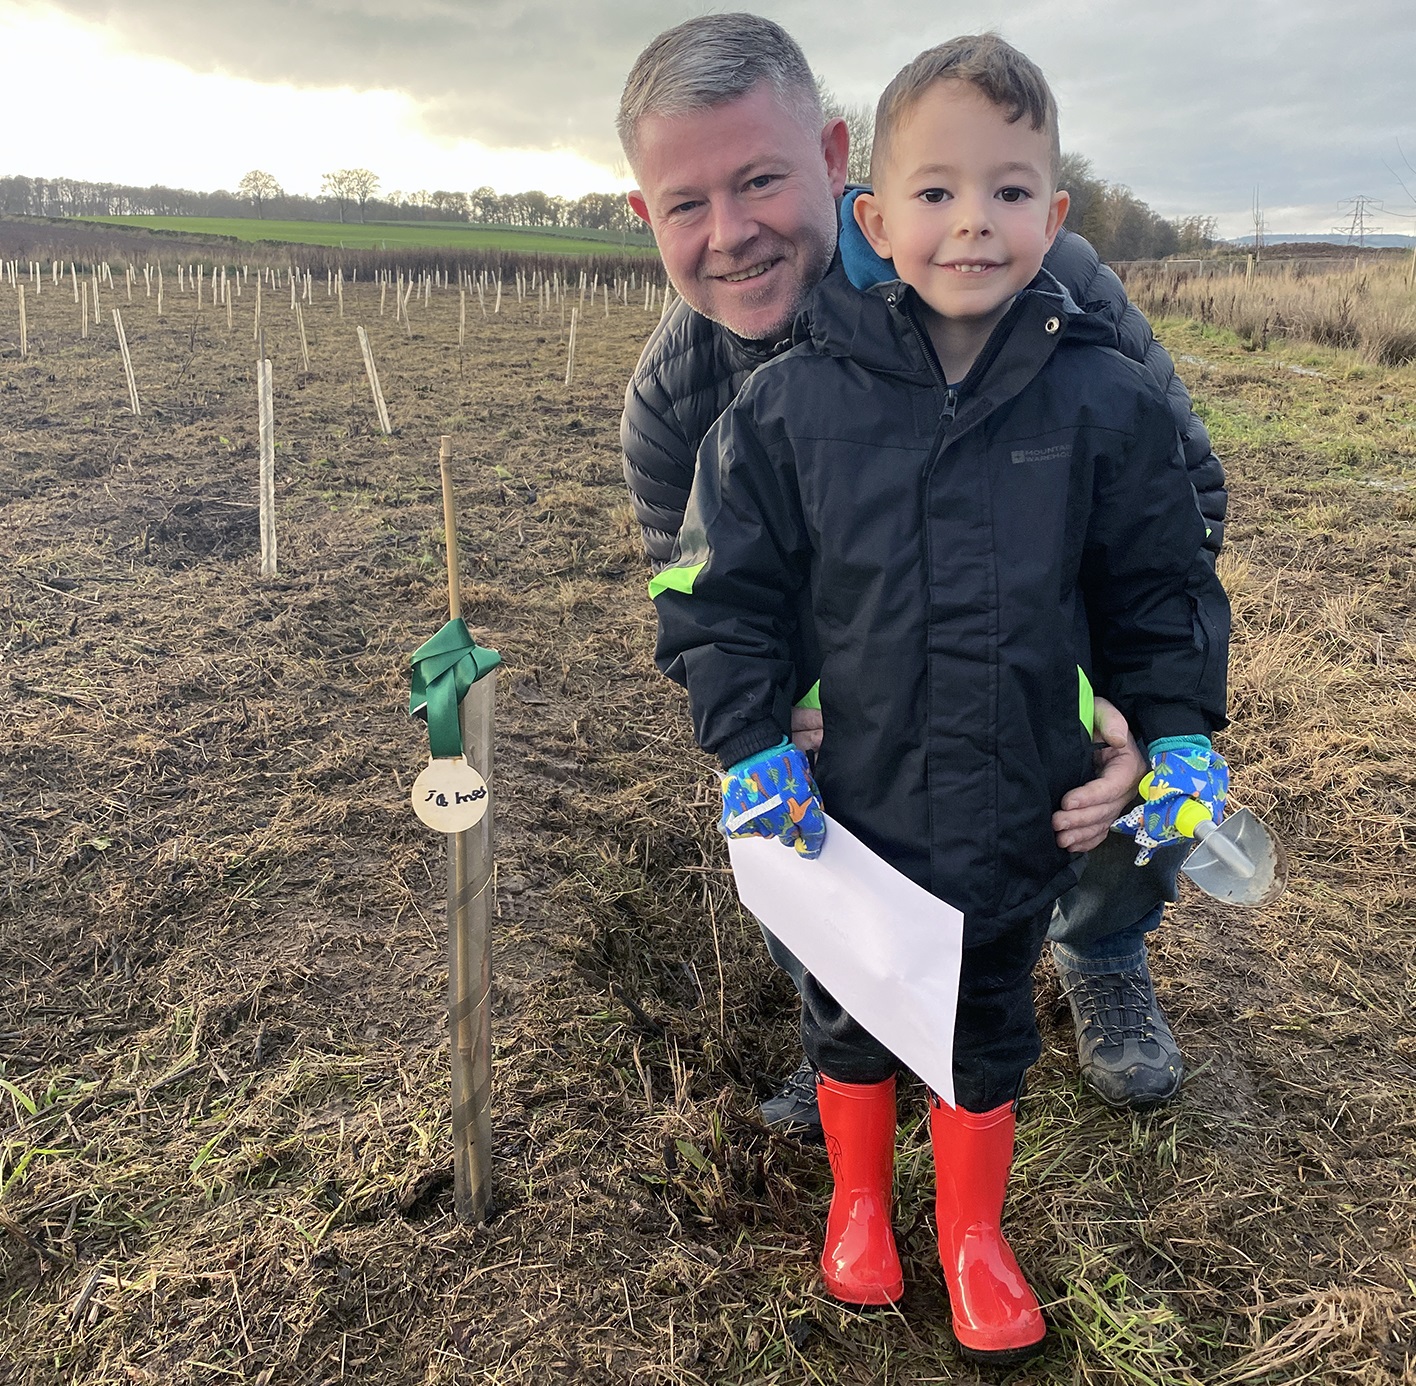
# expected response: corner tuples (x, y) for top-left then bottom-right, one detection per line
(1, 268), (1413, 1385)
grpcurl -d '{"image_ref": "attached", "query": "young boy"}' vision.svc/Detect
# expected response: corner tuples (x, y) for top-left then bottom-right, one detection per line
(650, 35), (1228, 1364)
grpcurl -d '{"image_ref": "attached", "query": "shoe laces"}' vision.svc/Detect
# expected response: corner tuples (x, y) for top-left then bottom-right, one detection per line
(779, 1058), (818, 1103)
(1066, 967), (1159, 1045)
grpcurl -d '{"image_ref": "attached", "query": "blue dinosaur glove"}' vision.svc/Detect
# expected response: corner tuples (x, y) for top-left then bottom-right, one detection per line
(1114, 736), (1229, 865)
(719, 739), (826, 859)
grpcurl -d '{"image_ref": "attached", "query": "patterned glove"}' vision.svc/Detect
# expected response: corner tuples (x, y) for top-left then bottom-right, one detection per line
(1114, 737), (1229, 865)
(719, 739), (826, 859)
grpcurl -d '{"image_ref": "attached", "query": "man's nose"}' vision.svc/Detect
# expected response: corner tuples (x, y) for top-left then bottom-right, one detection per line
(706, 196), (759, 254)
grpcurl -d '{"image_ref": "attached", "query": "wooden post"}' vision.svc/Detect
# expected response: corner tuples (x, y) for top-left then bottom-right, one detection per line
(112, 310), (141, 415)
(257, 356), (278, 578)
(459, 288), (466, 348)
(17, 285), (26, 358)
(295, 302), (311, 373)
(1407, 243), (1416, 292)
(494, 276), (502, 315)
(81, 281), (89, 339)
(254, 278), (262, 343)
(564, 307), (578, 388)
(438, 434), (496, 1224)
(380, 279), (387, 317)
(356, 325), (392, 435)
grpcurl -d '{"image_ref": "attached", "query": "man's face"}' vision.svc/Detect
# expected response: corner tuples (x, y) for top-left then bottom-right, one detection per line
(854, 82), (1068, 334)
(627, 82), (848, 342)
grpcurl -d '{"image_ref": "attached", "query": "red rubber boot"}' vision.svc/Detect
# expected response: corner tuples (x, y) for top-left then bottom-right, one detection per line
(816, 1074), (904, 1306)
(929, 1096), (1045, 1363)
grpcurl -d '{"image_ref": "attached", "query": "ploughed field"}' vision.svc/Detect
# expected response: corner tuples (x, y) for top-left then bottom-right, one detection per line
(1, 268), (1413, 1385)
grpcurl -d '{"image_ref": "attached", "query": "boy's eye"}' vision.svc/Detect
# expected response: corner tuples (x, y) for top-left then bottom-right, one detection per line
(997, 187), (1031, 203)
(918, 187), (949, 204)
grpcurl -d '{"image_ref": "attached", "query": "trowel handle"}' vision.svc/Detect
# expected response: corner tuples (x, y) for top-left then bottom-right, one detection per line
(1191, 817), (1256, 879)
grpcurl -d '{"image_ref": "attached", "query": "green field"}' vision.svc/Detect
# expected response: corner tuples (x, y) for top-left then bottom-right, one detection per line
(75, 214), (659, 257)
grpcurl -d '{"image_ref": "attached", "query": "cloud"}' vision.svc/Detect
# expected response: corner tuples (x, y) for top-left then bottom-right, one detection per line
(30, 0), (1416, 230)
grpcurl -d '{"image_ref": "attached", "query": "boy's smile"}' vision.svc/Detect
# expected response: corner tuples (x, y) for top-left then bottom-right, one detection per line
(853, 82), (1069, 378)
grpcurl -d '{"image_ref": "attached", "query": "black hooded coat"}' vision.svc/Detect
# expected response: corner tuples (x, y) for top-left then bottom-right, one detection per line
(652, 264), (1229, 939)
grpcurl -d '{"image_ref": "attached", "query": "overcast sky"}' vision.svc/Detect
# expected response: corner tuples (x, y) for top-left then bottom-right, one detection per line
(5, 0), (1414, 237)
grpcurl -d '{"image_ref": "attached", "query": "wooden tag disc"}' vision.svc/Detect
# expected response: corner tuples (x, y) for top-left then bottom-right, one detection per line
(412, 757), (489, 832)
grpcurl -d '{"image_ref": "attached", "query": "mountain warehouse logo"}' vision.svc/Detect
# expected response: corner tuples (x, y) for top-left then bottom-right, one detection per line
(1010, 443), (1073, 465)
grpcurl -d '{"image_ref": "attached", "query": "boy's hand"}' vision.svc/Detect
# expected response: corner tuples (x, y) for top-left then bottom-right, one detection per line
(1114, 737), (1229, 864)
(1052, 697), (1146, 852)
(720, 740), (827, 858)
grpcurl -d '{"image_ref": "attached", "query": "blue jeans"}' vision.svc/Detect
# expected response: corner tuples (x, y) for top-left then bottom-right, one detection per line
(760, 830), (1188, 993)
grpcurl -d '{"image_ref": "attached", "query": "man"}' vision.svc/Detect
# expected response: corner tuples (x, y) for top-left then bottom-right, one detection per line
(617, 13), (1228, 1125)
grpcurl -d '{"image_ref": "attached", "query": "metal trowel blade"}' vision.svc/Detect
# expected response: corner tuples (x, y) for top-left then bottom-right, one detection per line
(1181, 807), (1288, 907)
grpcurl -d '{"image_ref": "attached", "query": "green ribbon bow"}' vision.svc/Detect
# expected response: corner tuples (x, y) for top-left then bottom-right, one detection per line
(409, 618), (502, 759)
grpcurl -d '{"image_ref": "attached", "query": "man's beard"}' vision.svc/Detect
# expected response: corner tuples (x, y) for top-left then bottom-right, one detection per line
(692, 217), (837, 345)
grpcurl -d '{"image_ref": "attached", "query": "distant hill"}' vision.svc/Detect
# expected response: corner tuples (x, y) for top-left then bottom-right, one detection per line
(1227, 232), (1415, 249)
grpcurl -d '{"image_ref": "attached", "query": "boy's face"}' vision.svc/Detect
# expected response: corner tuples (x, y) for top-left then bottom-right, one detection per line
(854, 81), (1068, 333)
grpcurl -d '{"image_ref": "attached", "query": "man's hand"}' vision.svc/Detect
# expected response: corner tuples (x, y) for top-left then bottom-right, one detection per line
(1052, 697), (1146, 852)
(790, 704), (823, 753)
(720, 740), (826, 858)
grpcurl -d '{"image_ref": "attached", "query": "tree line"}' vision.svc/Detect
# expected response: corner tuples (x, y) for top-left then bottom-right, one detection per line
(0, 170), (651, 240)
(1, 142), (1215, 262)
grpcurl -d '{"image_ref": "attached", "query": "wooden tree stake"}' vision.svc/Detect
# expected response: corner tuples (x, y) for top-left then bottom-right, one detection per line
(112, 310), (141, 415)
(356, 325), (393, 435)
(295, 303), (311, 372)
(257, 356), (278, 578)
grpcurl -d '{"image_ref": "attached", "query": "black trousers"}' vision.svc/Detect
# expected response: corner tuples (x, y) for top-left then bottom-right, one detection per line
(799, 908), (1053, 1113)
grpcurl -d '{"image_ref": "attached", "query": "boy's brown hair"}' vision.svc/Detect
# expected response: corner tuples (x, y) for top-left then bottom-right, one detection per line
(869, 34), (1060, 188)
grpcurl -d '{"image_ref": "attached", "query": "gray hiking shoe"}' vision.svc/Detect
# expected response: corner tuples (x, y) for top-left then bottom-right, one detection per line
(1053, 947), (1184, 1110)
(760, 1057), (825, 1143)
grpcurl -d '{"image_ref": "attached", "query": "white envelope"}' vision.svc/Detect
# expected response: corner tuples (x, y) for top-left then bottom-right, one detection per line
(728, 815), (964, 1106)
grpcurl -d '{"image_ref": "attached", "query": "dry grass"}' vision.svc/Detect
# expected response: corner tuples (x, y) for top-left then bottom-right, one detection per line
(1122, 257), (1416, 365)
(1, 261), (1414, 1384)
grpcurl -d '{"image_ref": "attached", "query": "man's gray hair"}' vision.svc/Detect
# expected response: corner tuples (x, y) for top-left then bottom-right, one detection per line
(618, 13), (824, 169)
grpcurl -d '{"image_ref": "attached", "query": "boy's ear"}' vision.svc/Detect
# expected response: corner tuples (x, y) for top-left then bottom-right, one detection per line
(853, 190), (892, 260)
(1044, 189), (1070, 247)
(627, 191), (651, 226)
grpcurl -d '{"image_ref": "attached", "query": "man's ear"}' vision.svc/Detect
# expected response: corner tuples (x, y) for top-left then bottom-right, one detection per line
(627, 191), (651, 225)
(853, 190), (892, 260)
(1044, 188), (1070, 246)
(821, 116), (850, 197)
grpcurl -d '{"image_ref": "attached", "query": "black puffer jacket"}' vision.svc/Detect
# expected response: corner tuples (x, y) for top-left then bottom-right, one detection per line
(622, 224), (1227, 569)
(653, 265), (1229, 937)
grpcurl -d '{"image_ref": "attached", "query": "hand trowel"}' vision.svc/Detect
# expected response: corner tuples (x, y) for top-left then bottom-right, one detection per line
(1178, 805), (1287, 907)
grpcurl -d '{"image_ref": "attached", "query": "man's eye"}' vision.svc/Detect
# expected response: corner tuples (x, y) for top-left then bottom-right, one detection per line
(669, 200), (702, 216)
(746, 174), (777, 191)
(997, 187), (1030, 203)
(919, 187), (948, 204)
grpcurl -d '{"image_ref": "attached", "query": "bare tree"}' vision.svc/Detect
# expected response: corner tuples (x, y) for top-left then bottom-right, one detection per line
(238, 169), (282, 219)
(345, 168), (380, 223)
(321, 169), (354, 223)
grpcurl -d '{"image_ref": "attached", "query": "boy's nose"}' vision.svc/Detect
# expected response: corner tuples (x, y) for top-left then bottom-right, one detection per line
(951, 195), (994, 237)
